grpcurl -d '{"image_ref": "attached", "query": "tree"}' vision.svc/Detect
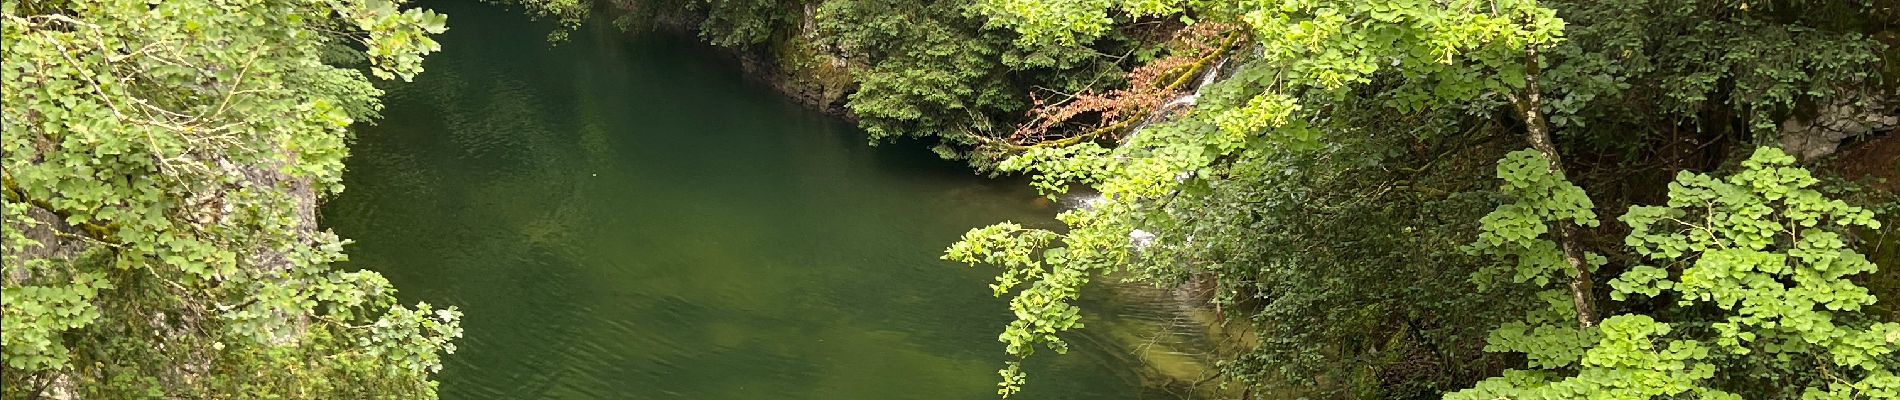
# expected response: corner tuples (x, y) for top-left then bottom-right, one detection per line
(814, 0), (1128, 164)
(947, 0), (1566, 395)
(946, 0), (1893, 397)
(2, 0), (460, 397)
(1453, 147), (1896, 399)
(484, 0), (587, 41)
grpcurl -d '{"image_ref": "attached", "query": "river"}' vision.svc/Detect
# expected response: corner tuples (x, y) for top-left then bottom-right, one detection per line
(320, 2), (1187, 399)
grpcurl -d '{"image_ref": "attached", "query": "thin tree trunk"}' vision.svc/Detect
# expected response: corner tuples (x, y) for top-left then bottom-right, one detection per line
(1512, 45), (1599, 329)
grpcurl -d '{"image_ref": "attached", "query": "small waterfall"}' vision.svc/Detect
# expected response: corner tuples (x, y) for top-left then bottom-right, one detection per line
(1060, 56), (1232, 252)
(1062, 192), (1109, 210)
(1122, 57), (1227, 145)
(1161, 93), (1198, 111)
(1196, 57), (1223, 88)
(1127, 229), (1157, 249)
(1031, 59), (1238, 398)
(1047, 57), (1233, 255)
(1151, 58), (1225, 112)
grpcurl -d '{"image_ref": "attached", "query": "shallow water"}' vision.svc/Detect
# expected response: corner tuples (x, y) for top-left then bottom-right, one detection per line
(320, 2), (1157, 399)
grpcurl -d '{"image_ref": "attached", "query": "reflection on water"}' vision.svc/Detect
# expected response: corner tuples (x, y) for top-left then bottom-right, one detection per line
(320, 2), (1190, 399)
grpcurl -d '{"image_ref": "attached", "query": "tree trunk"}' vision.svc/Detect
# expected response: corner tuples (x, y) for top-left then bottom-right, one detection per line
(1512, 46), (1599, 329)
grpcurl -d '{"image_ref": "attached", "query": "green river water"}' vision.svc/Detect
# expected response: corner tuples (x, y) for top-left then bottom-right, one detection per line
(320, 3), (1199, 399)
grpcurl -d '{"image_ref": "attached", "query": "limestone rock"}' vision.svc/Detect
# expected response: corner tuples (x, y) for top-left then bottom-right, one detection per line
(1780, 95), (1898, 162)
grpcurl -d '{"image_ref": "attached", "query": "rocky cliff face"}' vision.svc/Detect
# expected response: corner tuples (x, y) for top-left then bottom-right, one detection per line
(1780, 94), (1898, 162)
(606, 0), (858, 119)
(743, 1), (856, 116)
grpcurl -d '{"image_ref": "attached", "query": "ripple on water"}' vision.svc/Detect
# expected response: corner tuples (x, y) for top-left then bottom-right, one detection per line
(323, 2), (1159, 399)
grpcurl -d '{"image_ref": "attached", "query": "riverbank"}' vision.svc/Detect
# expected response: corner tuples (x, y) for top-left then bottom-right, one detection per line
(323, 4), (1176, 397)
(584, 2), (1900, 397)
(586, 3), (1249, 395)
(603, 0), (856, 119)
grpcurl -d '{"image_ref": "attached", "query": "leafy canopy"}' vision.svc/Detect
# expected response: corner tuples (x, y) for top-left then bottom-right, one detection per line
(947, 0), (1893, 397)
(947, 0), (1567, 395)
(3, 0), (460, 397)
(1454, 148), (1897, 399)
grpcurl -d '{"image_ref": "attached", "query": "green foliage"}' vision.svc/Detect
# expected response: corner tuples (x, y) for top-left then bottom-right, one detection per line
(601, 0), (1898, 396)
(1, 272), (109, 372)
(606, 0), (798, 48)
(1145, 127), (1525, 398)
(486, 0), (589, 41)
(1208, 0), (1561, 103)
(694, 0), (792, 47)
(1467, 150), (1604, 290)
(945, 222), (1082, 397)
(815, 0), (1016, 143)
(949, 0), (1570, 394)
(1620, 148), (1896, 396)
(812, 0), (1126, 160)
(1538, 0), (1888, 142)
(971, 0), (1179, 46)
(1451, 314), (1733, 400)
(949, 0), (1895, 396)
(610, 0), (1133, 161)
(1482, 290), (1598, 370)
(1455, 148), (1614, 396)
(1456, 148), (1898, 399)
(2, 0), (459, 397)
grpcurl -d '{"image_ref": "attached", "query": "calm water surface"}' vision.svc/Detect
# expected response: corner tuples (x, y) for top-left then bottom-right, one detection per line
(321, 3), (1151, 399)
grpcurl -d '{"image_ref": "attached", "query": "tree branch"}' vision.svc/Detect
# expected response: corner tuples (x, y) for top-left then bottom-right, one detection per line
(2, 171), (119, 244)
